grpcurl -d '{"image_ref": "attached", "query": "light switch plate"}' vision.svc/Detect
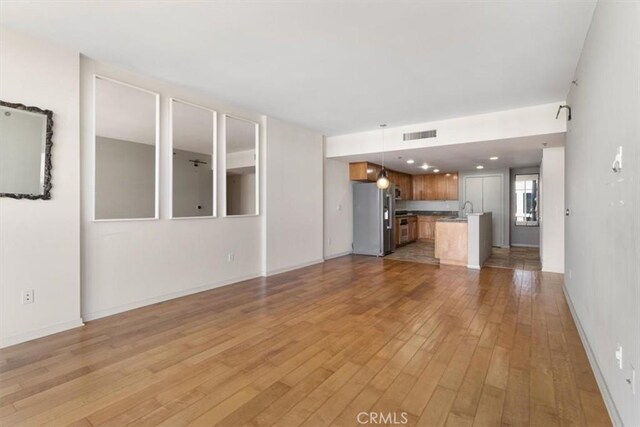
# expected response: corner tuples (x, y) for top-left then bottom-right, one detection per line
(615, 345), (623, 369)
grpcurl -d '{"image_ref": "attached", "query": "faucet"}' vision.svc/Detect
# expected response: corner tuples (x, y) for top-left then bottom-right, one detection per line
(462, 201), (474, 216)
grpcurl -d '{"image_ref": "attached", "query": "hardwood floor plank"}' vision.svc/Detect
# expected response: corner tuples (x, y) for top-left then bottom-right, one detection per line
(272, 361), (361, 426)
(0, 257), (610, 427)
(416, 385), (457, 427)
(449, 346), (493, 419)
(472, 384), (505, 427)
(502, 368), (530, 427)
(484, 345), (509, 390)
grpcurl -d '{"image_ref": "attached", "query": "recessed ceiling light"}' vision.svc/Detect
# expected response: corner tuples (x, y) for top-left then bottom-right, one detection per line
(489, 156), (499, 160)
(406, 159), (415, 164)
(445, 173), (451, 177)
(420, 164), (429, 170)
(476, 165), (484, 169)
(366, 168), (373, 173)
(433, 169), (440, 173)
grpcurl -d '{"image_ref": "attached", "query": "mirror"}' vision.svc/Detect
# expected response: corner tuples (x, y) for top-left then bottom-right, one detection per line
(170, 99), (216, 218)
(515, 173), (539, 226)
(224, 115), (259, 216)
(94, 76), (159, 220)
(0, 101), (53, 199)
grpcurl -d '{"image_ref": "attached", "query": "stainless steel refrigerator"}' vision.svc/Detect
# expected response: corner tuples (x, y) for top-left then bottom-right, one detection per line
(353, 182), (395, 256)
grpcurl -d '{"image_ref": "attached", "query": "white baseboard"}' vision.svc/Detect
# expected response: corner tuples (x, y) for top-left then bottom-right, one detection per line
(467, 264), (481, 270)
(510, 243), (540, 248)
(542, 265), (564, 274)
(82, 273), (262, 321)
(266, 258), (324, 277)
(562, 285), (623, 427)
(0, 318), (84, 349)
(324, 250), (352, 260)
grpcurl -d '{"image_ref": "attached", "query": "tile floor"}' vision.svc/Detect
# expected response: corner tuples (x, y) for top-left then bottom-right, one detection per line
(387, 241), (542, 271)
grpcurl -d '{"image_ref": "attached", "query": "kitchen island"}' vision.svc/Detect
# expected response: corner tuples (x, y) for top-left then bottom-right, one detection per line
(434, 213), (492, 268)
(434, 217), (468, 266)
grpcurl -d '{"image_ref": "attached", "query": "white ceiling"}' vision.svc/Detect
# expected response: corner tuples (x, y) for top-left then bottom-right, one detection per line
(337, 133), (565, 174)
(0, 1), (595, 136)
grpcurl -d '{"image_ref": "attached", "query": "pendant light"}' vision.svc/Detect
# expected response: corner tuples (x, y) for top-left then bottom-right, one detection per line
(376, 124), (390, 189)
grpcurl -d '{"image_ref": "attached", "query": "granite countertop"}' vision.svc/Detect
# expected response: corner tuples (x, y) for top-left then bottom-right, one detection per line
(436, 217), (468, 223)
(395, 210), (458, 217)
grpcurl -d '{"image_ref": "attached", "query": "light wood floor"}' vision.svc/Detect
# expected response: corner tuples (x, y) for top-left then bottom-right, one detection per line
(484, 247), (542, 272)
(0, 256), (610, 426)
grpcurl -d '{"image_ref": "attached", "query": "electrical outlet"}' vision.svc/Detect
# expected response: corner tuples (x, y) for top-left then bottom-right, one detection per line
(227, 252), (234, 263)
(328, 238), (333, 246)
(615, 345), (623, 369)
(568, 269), (572, 280)
(22, 289), (34, 304)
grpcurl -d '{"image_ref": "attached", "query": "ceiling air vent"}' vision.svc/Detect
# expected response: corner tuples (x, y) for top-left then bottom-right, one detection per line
(403, 129), (437, 141)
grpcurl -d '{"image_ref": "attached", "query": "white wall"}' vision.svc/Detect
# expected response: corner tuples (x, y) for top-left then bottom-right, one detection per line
(539, 147), (564, 273)
(81, 58), (266, 320)
(0, 28), (326, 346)
(564, 2), (639, 425)
(265, 117), (324, 275)
(0, 28), (83, 347)
(325, 103), (567, 158)
(323, 158), (353, 259)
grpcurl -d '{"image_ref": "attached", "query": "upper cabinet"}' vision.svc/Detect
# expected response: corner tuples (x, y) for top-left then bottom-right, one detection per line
(349, 161), (381, 183)
(348, 162), (412, 200)
(388, 170), (413, 200)
(444, 173), (459, 200)
(411, 173), (458, 201)
(348, 162), (457, 201)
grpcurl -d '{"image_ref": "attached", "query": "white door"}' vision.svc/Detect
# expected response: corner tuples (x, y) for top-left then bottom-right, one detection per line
(482, 176), (503, 247)
(464, 177), (483, 215)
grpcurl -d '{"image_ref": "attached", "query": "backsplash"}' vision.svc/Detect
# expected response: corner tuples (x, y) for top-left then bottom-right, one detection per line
(397, 200), (460, 211)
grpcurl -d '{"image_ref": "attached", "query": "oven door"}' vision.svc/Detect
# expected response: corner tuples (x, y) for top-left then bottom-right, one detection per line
(399, 219), (409, 244)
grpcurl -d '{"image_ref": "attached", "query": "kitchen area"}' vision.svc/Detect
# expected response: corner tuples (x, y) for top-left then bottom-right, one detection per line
(350, 161), (493, 269)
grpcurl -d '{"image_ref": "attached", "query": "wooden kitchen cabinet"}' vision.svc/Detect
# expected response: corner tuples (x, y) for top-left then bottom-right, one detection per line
(349, 162), (412, 200)
(408, 216), (418, 242)
(349, 162), (381, 182)
(417, 216), (434, 240)
(350, 163), (456, 201)
(412, 175), (428, 200)
(387, 170), (412, 200)
(412, 173), (458, 200)
(425, 175), (439, 200)
(444, 173), (458, 200)
(387, 170), (400, 188)
(395, 173), (413, 200)
(417, 215), (449, 240)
